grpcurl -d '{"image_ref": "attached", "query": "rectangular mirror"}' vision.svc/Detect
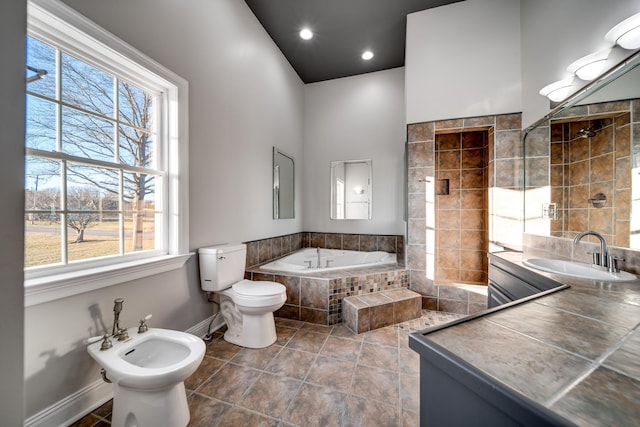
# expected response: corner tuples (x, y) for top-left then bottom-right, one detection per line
(273, 147), (294, 219)
(331, 159), (372, 220)
(523, 51), (640, 249)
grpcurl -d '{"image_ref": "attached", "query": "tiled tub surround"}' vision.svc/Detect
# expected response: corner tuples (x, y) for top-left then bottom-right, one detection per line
(244, 232), (405, 268)
(406, 113), (521, 314)
(247, 264), (410, 326)
(242, 232), (407, 326)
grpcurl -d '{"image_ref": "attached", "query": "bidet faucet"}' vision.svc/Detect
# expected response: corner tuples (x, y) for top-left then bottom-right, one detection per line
(573, 231), (608, 268)
(111, 298), (129, 341)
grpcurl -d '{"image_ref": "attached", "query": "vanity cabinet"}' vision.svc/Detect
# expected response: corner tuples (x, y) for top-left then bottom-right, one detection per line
(488, 253), (564, 308)
(409, 253), (575, 427)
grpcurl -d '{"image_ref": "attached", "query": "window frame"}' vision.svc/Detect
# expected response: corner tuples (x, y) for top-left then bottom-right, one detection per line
(25, 0), (190, 307)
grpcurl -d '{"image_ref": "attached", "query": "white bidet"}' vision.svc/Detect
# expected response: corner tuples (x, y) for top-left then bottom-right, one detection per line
(87, 327), (205, 427)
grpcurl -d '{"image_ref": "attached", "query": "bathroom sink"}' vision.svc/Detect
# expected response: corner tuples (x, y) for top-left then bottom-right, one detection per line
(523, 258), (637, 282)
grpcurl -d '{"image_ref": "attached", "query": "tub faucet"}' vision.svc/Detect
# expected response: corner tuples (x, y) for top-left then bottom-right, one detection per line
(573, 231), (607, 268)
(317, 247), (321, 268)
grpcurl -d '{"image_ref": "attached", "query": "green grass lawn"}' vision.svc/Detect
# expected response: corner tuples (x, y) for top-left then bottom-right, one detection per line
(25, 220), (155, 267)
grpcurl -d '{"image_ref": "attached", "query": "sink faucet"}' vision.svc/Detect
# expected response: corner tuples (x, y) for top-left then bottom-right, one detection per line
(573, 231), (607, 268)
(317, 247), (321, 268)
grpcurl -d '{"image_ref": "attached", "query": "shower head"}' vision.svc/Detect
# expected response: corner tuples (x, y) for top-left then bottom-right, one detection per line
(576, 127), (597, 138)
(576, 119), (604, 139)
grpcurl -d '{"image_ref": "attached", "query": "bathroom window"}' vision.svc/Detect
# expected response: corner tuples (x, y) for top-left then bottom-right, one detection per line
(24, 0), (190, 305)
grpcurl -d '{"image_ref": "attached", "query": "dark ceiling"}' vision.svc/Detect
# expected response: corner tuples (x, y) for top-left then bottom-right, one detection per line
(244, 0), (463, 84)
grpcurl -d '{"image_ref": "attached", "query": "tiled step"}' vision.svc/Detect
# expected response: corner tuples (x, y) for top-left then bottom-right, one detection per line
(342, 288), (422, 334)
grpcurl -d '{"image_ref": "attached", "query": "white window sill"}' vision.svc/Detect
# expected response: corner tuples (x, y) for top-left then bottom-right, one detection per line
(24, 253), (194, 307)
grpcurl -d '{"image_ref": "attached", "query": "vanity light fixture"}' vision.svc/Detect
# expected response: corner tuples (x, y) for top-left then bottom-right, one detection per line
(362, 50), (374, 60)
(299, 28), (313, 40)
(605, 12), (640, 49)
(567, 49), (611, 81)
(539, 78), (574, 102)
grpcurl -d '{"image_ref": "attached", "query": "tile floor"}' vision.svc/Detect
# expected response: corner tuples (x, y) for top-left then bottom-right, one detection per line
(70, 310), (464, 427)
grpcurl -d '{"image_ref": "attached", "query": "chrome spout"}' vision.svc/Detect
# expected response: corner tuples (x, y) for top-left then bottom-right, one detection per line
(112, 298), (124, 336)
(317, 247), (321, 268)
(573, 231), (608, 268)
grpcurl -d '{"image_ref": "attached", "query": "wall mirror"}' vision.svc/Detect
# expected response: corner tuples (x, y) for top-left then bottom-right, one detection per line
(523, 51), (640, 249)
(273, 147), (294, 219)
(330, 159), (372, 220)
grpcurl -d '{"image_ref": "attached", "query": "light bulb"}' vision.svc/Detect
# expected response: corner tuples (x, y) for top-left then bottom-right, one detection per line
(299, 28), (313, 40)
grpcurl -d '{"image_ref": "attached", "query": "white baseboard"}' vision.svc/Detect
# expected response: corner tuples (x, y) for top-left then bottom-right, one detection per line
(24, 380), (113, 427)
(24, 316), (223, 427)
(185, 313), (225, 338)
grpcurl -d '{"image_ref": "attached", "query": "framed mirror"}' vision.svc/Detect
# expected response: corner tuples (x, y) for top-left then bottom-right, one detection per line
(523, 51), (640, 249)
(273, 147), (294, 219)
(330, 159), (372, 220)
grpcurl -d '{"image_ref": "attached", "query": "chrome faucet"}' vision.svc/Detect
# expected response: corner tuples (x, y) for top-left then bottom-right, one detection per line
(573, 231), (608, 268)
(317, 247), (321, 268)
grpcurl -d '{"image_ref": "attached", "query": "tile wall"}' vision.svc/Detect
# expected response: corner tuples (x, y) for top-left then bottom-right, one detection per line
(244, 232), (405, 269)
(434, 130), (488, 285)
(406, 113), (522, 314)
(548, 109), (632, 247)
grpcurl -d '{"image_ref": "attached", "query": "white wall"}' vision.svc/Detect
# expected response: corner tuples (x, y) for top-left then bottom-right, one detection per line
(24, 0), (304, 421)
(0, 0), (26, 425)
(520, 0), (640, 128)
(61, 0), (305, 247)
(303, 68), (406, 235)
(406, 0), (522, 124)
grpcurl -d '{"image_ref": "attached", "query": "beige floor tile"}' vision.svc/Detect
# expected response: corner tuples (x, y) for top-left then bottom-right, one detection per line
(217, 407), (279, 427)
(320, 336), (362, 362)
(205, 338), (242, 360)
(350, 364), (399, 405)
(187, 393), (231, 427)
(400, 373), (420, 413)
(197, 364), (261, 404)
(230, 345), (283, 370)
(239, 373), (301, 419)
(185, 356), (225, 390)
(285, 329), (328, 353)
(343, 395), (400, 427)
(305, 355), (356, 392)
(274, 326), (297, 346)
(358, 342), (399, 371)
(283, 383), (347, 427)
(363, 326), (399, 347)
(264, 347), (316, 380)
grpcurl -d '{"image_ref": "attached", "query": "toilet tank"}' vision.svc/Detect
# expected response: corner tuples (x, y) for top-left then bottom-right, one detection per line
(198, 243), (247, 292)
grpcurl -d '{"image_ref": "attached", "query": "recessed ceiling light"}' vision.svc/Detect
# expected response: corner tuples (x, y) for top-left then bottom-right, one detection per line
(299, 28), (313, 40)
(362, 51), (374, 60)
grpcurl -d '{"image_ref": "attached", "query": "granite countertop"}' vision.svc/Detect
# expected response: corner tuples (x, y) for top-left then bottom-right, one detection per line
(410, 251), (640, 426)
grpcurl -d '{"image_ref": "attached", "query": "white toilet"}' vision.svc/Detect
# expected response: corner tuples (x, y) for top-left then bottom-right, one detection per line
(199, 243), (286, 348)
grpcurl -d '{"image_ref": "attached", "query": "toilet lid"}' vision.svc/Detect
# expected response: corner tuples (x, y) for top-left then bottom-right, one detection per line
(232, 280), (285, 297)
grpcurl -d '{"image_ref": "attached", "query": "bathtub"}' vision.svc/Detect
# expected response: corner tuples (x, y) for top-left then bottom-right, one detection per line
(259, 248), (397, 273)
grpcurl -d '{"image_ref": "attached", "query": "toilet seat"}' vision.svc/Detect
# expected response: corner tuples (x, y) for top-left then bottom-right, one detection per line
(233, 279), (285, 296)
(220, 280), (286, 308)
